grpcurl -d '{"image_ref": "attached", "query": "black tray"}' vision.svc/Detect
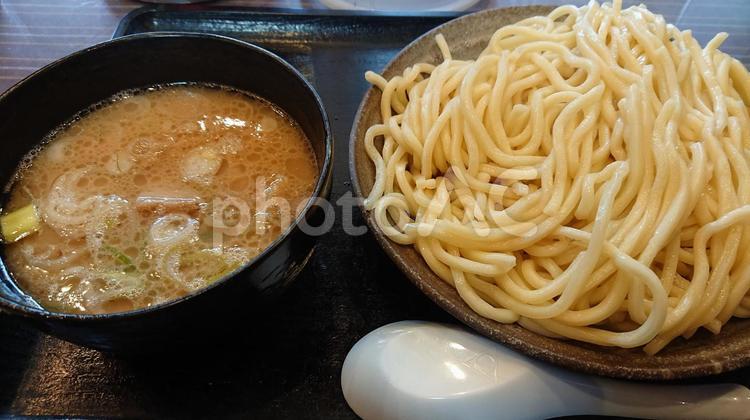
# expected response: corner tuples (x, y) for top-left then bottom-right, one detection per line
(114, 7), (460, 84)
(3, 6), (750, 419)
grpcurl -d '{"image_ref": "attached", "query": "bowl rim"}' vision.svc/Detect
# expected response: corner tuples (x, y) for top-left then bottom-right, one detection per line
(347, 6), (750, 380)
(0, 31), (333, 322)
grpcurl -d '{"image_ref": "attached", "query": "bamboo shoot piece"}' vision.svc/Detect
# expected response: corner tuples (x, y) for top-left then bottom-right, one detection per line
(0, 204), (41, 243)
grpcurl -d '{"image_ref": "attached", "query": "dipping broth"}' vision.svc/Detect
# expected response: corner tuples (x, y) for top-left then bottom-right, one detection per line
(1, 85), (318, 314)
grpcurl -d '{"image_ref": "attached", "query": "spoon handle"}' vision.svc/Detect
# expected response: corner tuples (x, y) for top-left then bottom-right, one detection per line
(586, 379), (750, 419)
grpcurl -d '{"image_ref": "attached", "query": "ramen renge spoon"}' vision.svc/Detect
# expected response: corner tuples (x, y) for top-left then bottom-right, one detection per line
(341, 321), (750, 419)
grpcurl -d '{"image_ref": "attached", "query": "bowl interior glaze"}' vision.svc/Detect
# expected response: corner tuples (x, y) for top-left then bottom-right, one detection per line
(349, 6), (750, 380)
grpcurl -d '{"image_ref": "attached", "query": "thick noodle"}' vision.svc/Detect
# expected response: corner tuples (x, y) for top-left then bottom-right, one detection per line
(363, 0), (750, 353)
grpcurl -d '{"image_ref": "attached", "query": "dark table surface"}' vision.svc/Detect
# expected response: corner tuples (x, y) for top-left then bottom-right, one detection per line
(3, 0), (750, 418)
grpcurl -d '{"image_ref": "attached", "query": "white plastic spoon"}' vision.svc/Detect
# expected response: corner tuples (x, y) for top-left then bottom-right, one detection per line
(341, 321), (750, 420)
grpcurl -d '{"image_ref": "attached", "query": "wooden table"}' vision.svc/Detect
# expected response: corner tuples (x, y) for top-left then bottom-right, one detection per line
(2, 0), (750, 418)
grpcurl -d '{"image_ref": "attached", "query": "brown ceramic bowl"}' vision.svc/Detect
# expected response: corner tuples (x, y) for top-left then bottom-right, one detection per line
(349, 6), (750, 380)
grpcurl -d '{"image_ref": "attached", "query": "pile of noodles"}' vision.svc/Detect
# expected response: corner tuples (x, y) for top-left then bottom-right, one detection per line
(362, 0), (750, 353)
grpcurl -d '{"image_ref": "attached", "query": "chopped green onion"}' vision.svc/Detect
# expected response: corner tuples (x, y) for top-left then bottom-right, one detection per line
(0, 204), (41, 243)
(181, 249), (241, 285)
(102, 245), (136, 273)
(206, 260), (241, 285)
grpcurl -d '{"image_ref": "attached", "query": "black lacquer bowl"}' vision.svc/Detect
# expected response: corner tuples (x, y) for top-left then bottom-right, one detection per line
(0, 33), (332, 351)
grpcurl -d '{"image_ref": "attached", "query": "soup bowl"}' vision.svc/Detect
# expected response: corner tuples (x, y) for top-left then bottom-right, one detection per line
(0, 33), (332, 351)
